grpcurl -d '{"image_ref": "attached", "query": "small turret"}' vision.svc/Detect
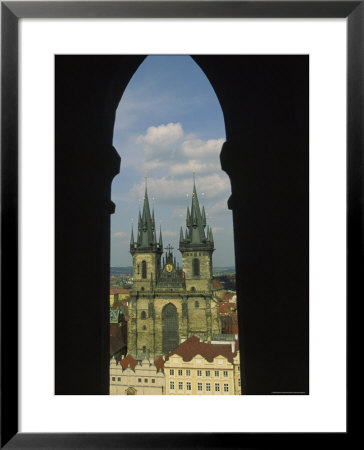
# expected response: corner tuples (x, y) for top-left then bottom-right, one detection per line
(130, 225), (135, 254)
(159, 225), (163, 250)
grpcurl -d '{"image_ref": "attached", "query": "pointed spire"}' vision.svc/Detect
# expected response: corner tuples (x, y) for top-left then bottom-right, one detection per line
(188, 178), (206, 244)
(185, 229), (189, 241)
(202, 206), (206, 227)
(159, 225), (163, 249)
(139, 182), (154, 247)
(186, 206), (191, 227)
(180, 226), (184, 243)
(130, 225), (135, 246)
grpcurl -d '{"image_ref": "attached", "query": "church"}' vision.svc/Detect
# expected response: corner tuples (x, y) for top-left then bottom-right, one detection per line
(127, 181), (221, 359)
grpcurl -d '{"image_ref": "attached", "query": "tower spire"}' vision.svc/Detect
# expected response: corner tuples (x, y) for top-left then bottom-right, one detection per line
(189, 176), (206, 244)
(159, 225), (163, 249)
(138, 178), (156, 248)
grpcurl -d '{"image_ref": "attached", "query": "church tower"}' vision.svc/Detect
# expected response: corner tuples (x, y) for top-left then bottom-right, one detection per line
(179, 180), (215, 293)
(130, 185), (163, 291)
(128, 184), (163, 358)
(127, 179), (220, 360)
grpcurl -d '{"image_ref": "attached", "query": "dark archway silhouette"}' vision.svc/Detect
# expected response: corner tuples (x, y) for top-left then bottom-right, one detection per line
(56, 55), (308, 395)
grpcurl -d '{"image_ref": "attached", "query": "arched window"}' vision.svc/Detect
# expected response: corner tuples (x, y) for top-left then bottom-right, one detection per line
(190, 286), (196, 292)
(142, 346), (147, 353)
(142, 260), (147, 279)
(162, 303), (179, 354)
(192, 258), (200, 276)
(142, 325), (147, 330)
(141, 311), (146, 320)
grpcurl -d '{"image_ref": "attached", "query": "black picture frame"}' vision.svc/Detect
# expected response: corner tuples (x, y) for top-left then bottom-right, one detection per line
(1, 1), (354, 448)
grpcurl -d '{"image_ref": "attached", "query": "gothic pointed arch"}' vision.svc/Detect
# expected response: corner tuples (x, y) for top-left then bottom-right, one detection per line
(162, 303), (179, 354)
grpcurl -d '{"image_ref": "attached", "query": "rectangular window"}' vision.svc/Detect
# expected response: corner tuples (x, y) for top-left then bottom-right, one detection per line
(178, 369), (183, 376)
(186, 369), (191, 376)
(238, 366), (240, 372)
(152, 379), (155, 383)
(206, 370), (210, 377)
(186, 382), (191, 391)
(224, 383), (229, 392)
(112, 377), (115, 381)
(170, 369), (174, 376)
(144, 378), (148, 383)
(238, 378), (241, 387)
(117, 377), (121, 382)
(178, 382), (183, 390)
(214, 371), (219, 377)
(223, 370), (228, 377)
(138, 378), (141, 383)
(170, 381), (175, 390)
(206, 383), (211, 392)
(215, 383), (220, 392)
(197, 370), (202, 376)
(197, 382), (203, 391)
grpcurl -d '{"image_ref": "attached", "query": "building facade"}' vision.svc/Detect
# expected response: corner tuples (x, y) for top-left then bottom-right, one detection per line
(163, 336), (241, 395)
(127, 182), (221, 360)
(110, 355), (165, 395)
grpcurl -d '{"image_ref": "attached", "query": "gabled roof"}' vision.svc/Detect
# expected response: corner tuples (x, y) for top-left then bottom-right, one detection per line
(219, 302), (237, 314)
(212, 279), (224, 290)
(222, 292), (236, 301)
(120, 354), (138, 371)
(153, 356), (165, 373)
(168, 336), (235, 363)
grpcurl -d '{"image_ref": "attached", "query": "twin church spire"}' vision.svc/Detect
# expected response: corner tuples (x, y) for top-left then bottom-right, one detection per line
(130, 184), (163, 255)
(130, 177), (214, 256)
(179, 180), (214, 248)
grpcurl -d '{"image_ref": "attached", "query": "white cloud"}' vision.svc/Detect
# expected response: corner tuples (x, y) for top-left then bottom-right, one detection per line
(212, 227), (224, 234)
(169, 160), (221, 176)
(136, 122), (183, 153)
(113, 231), (128, 239)
(180, 138), (224, 159)
(162, 230), (178, 238)
(128, 173), (230, 205)
(209, 199), (230, 215)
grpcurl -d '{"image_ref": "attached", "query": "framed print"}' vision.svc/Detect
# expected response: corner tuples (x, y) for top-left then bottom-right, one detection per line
(1, 1), (354, 447)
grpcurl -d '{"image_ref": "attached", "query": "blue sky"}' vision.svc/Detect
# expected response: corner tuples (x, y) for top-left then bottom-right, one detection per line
(111, 56), (235, 267)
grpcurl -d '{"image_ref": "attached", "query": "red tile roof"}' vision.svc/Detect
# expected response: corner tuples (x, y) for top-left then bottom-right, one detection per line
(219, 302), (237, 314)
(212, 279), (224, 290)
(153, 356), (165, 373)
(168, 336), (235, 363)
(120, 354), (138, 371)
(222, 292), (236, 301)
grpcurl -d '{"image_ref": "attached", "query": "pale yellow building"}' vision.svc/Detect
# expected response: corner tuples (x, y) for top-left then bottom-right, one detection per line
(109, 288), (131, 307)
(110, 354), (165, 395)
(163, 336), (241, 395)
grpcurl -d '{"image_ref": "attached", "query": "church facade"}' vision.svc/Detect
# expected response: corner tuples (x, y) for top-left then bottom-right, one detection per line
(127, 182), (221, 360)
